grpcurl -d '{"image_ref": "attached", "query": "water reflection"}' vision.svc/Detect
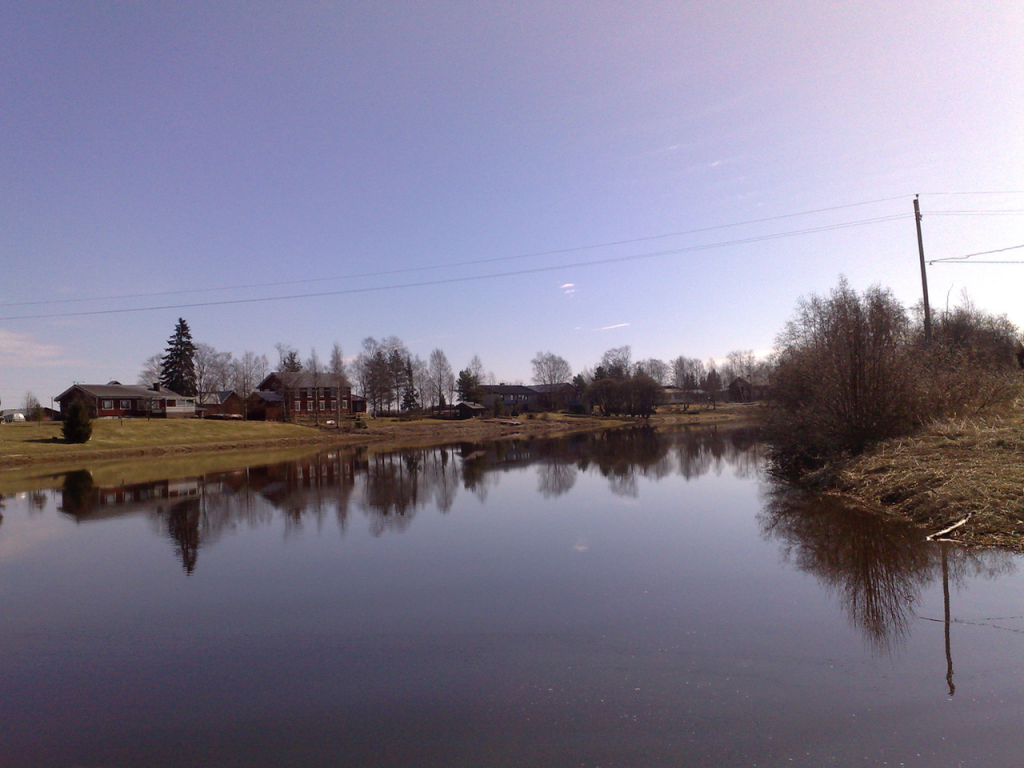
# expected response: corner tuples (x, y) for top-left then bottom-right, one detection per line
(39, 426), (761, 572)
(760, 487), (1016, 664)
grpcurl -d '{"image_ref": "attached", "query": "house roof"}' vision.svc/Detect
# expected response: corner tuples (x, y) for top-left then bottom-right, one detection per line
(55, 383), (187, 401)
(198, 390), (238, 405)
(257, 371), (351, 390)
(479, 384), (538, 396)
(530, 382), (575, 393)
(249, 390), (284, 403)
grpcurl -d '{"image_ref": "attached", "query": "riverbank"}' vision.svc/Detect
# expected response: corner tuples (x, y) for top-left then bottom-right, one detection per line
(0, 405), (755, 494)
(0, 404), (754, 467)
(807, 409), (1024, 550)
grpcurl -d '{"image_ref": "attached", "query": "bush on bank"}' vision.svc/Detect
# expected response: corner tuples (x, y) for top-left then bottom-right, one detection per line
(763, 278), (1023, 476)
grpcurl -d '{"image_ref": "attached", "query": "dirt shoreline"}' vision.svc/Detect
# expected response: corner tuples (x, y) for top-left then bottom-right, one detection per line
(804, 410), (1024, 551)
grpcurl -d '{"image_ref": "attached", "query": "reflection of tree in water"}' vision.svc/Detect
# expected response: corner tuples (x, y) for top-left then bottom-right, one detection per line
(164, 498), (201, 574)
(672, 425), (766, 481)
(761, 489), (932, 653)
(759, 487), (1016, 656)
(28, 490), (48, 513)
(580, 427), (672, 497)
(537, 461), (578, 499)
(60, 470), (100, 517)
(357, 446), (463, 535)
(43, 425), (767, 569)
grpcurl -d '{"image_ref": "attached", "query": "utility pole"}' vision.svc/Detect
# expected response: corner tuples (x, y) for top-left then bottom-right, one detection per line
(914, 195), (932, 342)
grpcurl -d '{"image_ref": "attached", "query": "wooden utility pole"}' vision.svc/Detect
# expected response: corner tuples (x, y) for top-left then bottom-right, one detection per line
(914, 195), (932, 342)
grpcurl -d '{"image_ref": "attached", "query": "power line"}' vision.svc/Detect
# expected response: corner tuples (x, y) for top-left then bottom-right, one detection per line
(920, 191), (1024, 196)
(929, 243), (1024, 263)
(0, 194), (910, 309)
(0, 213), (910, 321)
(927, 209), (1024, 216)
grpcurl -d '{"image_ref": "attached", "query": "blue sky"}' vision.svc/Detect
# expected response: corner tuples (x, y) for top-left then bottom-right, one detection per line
(2, 1), (1022, 406)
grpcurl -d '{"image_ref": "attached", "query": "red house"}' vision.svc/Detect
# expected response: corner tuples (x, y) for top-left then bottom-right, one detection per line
(55, 382), (196, 419)
(253, 372), (365, 421)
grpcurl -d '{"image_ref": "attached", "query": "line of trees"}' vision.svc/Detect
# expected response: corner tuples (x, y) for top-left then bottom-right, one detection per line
(136, 320), (769, 421)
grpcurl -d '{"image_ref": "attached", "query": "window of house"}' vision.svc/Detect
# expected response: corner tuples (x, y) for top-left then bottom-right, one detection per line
(120, 400), (131, 409)
(102, 400), (113, 410)
(166, 400), (176, 407)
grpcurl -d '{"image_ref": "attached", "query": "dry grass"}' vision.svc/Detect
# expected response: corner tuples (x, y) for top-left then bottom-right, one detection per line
(0, 419), (315, 460)
(823, 408), (1024, 549)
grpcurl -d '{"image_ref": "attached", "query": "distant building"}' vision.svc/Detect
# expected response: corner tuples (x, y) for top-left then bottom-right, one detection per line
(726, 377), (769, 403)
(478, 384), (540, 413)
(196, 391), (244, 419)
(454, 401), (486, 419)
(530, 382), (582, 411)
(55, 382), (196, 419)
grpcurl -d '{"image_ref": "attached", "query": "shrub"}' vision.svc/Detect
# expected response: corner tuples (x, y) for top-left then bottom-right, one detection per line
(62, 401), (93, 444)
(764, 279), (1023, 476)
(913, 299), (1023, 417)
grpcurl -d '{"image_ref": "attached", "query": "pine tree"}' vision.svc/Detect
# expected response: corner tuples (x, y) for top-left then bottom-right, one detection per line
(62, 401), (92, 443)
(160, 318), (198, 396)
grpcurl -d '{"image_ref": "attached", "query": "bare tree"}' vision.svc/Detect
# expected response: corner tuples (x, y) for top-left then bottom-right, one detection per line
(410, 354), (431, 409)
(671, 356), (706, 392)
(381, 336), (410, 411)
(634, 358), (669, 385)
(306, 347), (322, 425)
(597, 346), (632, 381)
(23, 392), (42, 422)
(231, 351), (269, 418)
(428, 348), (454, 410)
(138, 354), (163, 386)
(329, 342), (349, 423)
(195, 343), (234, 401)
(531, 351), (571, 387)
(724, 349), (757, 384)
(532, 351), (572, 410)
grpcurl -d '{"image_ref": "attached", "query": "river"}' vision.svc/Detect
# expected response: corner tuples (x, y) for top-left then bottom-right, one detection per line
(1, 426), (1022, 767)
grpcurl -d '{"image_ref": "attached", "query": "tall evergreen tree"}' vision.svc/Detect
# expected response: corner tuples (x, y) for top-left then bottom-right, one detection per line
(160, 318), (198, 396)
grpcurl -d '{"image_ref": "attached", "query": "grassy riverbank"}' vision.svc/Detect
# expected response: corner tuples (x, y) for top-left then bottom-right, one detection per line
(808, 408), (1024, 550)
(0, 405), (754, 494)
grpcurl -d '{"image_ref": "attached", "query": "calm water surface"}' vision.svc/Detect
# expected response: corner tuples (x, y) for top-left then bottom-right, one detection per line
(2, 426), (1023, 767)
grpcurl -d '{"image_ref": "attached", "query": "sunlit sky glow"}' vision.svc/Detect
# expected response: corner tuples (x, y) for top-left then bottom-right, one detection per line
(2, 2), (1022, 404)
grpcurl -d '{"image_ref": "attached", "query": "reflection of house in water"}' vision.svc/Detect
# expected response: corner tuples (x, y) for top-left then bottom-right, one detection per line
(59, 471), (200, 521)
(50, 425), (768, 572)
(247, 453), (358, 532)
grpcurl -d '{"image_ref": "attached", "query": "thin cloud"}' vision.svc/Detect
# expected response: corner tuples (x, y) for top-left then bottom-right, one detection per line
(593, 323), (630, 331)
(0, 330), (68, 368)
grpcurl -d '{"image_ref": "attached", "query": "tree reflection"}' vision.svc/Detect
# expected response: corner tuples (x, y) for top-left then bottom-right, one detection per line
(165, 498), (201, 574)
(59, 470), (99, 517)
(537, 462), (578, 499)
(760, 487), (1017, 661)
(45, 425), (768, 571)
(760, 488), (932, 653)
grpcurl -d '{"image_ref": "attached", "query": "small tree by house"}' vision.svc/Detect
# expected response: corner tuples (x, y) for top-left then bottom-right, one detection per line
(62, 401), (92, 443)
(23, 392), (43, 422)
